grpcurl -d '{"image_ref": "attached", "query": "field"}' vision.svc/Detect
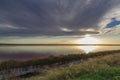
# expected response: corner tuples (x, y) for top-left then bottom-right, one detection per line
(0, 50), (120, 80)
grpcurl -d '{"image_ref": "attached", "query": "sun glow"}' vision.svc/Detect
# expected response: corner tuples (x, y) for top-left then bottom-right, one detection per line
(76, 36), (100, 53)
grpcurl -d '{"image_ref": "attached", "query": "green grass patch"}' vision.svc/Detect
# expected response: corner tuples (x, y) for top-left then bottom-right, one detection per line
(72, 67), (120, 80)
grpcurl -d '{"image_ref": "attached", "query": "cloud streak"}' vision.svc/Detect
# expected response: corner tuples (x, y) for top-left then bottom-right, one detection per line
(0, 0), (120, 36)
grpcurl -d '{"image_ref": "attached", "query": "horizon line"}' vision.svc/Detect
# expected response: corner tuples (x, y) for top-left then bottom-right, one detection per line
(0, 44), (120, 46)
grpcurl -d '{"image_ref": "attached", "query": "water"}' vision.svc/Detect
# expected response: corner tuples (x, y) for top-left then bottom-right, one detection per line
(0, 46), (120, 60)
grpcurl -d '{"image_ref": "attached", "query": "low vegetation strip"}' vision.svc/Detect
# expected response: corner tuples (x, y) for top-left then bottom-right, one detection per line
(0, 50), (120, 80)
(0, 50), (120, 71)
(9, 50), (120, 80)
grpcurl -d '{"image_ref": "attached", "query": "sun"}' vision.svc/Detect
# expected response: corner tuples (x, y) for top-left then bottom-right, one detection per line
(76, 36), (100, 53)
(79, 37), (99, 44)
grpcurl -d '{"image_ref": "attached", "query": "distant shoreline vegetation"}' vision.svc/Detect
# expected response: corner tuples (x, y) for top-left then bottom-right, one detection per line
(0, 44), (120, 46)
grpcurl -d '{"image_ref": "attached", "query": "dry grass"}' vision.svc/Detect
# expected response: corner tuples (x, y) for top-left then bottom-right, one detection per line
(17, 53), (120, 80)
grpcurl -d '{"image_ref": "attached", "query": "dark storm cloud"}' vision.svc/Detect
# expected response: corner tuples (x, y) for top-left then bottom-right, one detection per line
(0, 0), (119, 36)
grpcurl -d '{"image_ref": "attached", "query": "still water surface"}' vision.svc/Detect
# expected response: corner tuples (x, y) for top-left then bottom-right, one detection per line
(0, 46), (120, 60)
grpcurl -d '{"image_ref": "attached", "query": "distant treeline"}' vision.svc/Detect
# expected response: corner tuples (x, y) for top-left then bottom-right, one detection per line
(0, 50), (120, 70)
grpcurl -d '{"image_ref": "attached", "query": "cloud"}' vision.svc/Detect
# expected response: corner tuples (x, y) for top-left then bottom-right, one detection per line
(0, 24), (25, 30)
(99, 1), (120, 36)
(99, 2), (120, 29)
(60, 27), (73, 32)
(100, 24), (120, 35)
(0, 0), (120, 36)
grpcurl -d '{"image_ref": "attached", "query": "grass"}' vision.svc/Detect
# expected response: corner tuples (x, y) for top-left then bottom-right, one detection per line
(72, 67), (120, 80)
(0, 50), (120, 70)
(0, 50), (120, 80)
(15, 51), (120, 80)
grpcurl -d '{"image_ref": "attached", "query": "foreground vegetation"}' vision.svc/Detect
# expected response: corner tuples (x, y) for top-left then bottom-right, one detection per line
(13, 50), (120, 80)
(0, 50), (120, 80)
(0, 50), (120, 70)
(72, 67), (120, 80)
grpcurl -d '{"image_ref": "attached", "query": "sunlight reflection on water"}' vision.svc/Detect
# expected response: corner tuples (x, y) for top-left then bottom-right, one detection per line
(0, 46), (120, 60)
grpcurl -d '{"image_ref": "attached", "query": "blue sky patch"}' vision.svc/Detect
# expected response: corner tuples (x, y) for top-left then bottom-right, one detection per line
(106, 18), (120, 28)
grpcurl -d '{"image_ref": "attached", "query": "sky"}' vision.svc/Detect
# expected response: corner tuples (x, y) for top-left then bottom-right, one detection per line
(0, 0), (120, 44)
